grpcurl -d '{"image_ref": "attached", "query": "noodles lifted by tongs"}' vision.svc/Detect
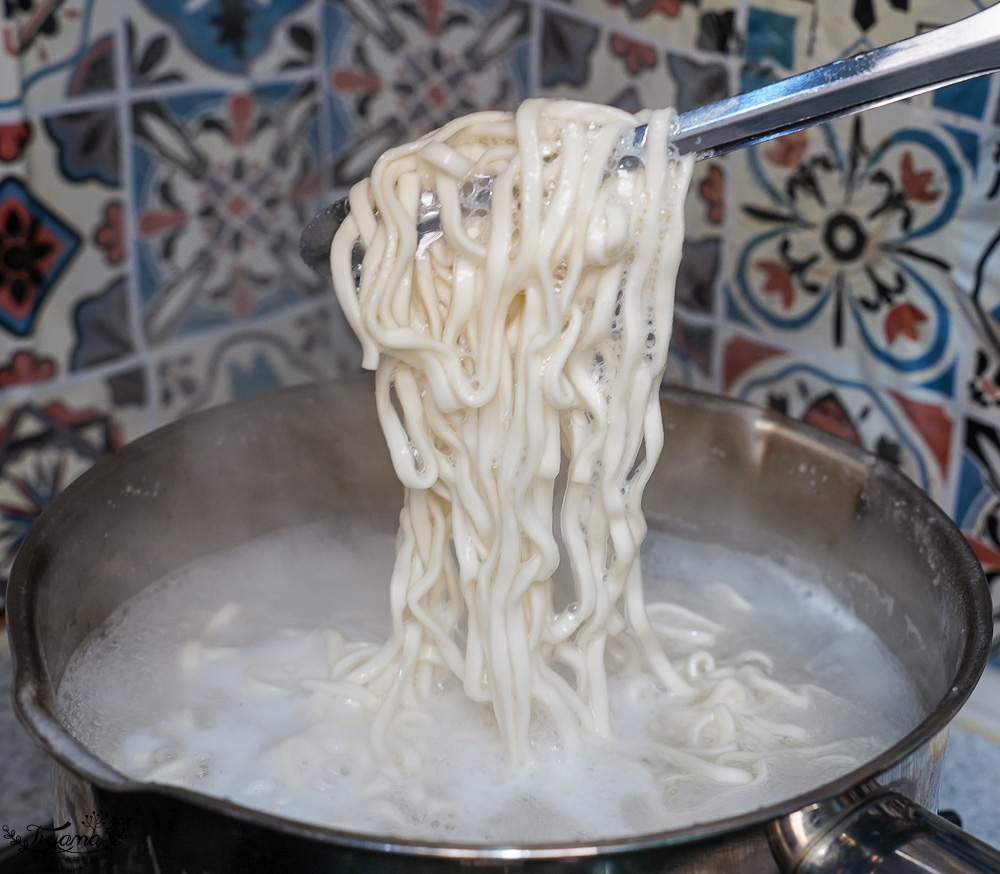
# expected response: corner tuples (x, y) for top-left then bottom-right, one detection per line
(330, 99), (693, 763)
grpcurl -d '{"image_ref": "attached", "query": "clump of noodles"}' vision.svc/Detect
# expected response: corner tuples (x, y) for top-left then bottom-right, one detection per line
(327, 99), (821, 784)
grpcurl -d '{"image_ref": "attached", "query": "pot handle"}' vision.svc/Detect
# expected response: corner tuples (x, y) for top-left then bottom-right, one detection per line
(768, 787), (1000, 873)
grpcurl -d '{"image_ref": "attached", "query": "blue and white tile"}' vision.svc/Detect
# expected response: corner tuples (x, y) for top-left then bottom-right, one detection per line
(0, 107), (129, 385)
(721, 330), (955, 507)
(152, 300), (359, 425)
(324, 0), (531, 186)
(0, 362), (150, 600)
(126, 0), (320, 90)
(131, 81), (325, 347)
(0, 0), (117, 110)
(722, 102), (975, 399)
(563, 0), (739, 53)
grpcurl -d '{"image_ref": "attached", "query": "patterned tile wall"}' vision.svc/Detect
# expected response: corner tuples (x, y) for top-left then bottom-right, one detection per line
(1, 0), (999, 642)
(538, 0), (1000, 654)
(0, 0), (531, 598)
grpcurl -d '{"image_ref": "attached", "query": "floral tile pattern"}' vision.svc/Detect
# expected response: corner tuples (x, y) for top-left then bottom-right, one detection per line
(0, 362), (148, 602)
(810, 1), (997, 71)
(737, 0), (1000, 125)
(539, 7), (730, 113)
(679, 160), (726, 315)
(0, 0), (117, 110)
(959, 164), (1000, 412)
(723, 104), (974, 396)
(738, 1), (996, 90)
(324, 0), (531, 186)
(564, 0), (740, 51)
(722, 331), (954, 506)
(127, 0), (320, 89)
(1, 106), (127, 382)
(740, 1), (809, 89)
(152, 301), (358, 425)
(541, 10), (671, 108)
(956, 413), (1000, 575)
(132, 82), (325, 346)
(954, 412), (1000, 671)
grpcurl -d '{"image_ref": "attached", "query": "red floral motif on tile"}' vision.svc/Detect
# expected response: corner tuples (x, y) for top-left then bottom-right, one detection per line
(887, 390), (952, 476)
(0, 122), (31, 162)
(721, 335), (786, 391)
(899, 152), (939, 204)
(0, 350), (56, 387)
(609, 34), (657, 75)
(94, 200), (125, 264)
(884, 302), (928, 345)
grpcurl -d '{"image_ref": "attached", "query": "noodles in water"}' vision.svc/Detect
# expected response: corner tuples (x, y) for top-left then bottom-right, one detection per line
(329, 99), (698, 765)
(57, 99), (922, 841)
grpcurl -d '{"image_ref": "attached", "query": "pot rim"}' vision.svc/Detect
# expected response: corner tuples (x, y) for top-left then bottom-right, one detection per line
(6, 381), (994, 861)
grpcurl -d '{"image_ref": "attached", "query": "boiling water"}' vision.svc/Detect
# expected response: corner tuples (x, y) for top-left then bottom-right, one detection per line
(58, 516), (923, 843)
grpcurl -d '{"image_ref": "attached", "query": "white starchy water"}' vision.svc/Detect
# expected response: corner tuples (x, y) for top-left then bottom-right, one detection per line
(58, 517), (923, 843)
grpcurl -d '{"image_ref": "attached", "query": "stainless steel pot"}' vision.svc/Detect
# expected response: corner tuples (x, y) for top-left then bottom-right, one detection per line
(6, 378), (1000, 873)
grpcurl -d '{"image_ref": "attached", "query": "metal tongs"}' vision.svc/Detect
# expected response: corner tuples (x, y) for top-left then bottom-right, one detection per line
(300, 5), (1000, 276)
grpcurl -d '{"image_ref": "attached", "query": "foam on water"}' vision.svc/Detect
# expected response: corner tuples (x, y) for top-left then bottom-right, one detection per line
(58, 517), (924, 843)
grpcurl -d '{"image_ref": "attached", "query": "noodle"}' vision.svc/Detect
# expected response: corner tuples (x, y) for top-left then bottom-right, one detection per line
(329, 98), (805, 779)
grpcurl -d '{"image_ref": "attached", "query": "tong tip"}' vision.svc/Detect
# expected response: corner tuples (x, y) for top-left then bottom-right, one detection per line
(299, 199), (351, 276)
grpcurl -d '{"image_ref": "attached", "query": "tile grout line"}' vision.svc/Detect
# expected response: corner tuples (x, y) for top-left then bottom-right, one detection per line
(150, 295), (335, 364)
(111, 0), (158, 436)
(0, 350), (152, 408)
(315, 0), (336, 209)
(709, 31), (750, 393)
(0, 295), (335, 413)
(11, 66), (325, 120)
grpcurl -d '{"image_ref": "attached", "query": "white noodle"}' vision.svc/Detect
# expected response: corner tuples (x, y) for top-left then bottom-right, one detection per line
(330, 100), (694, 762)
(328, 97), (818, 786)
